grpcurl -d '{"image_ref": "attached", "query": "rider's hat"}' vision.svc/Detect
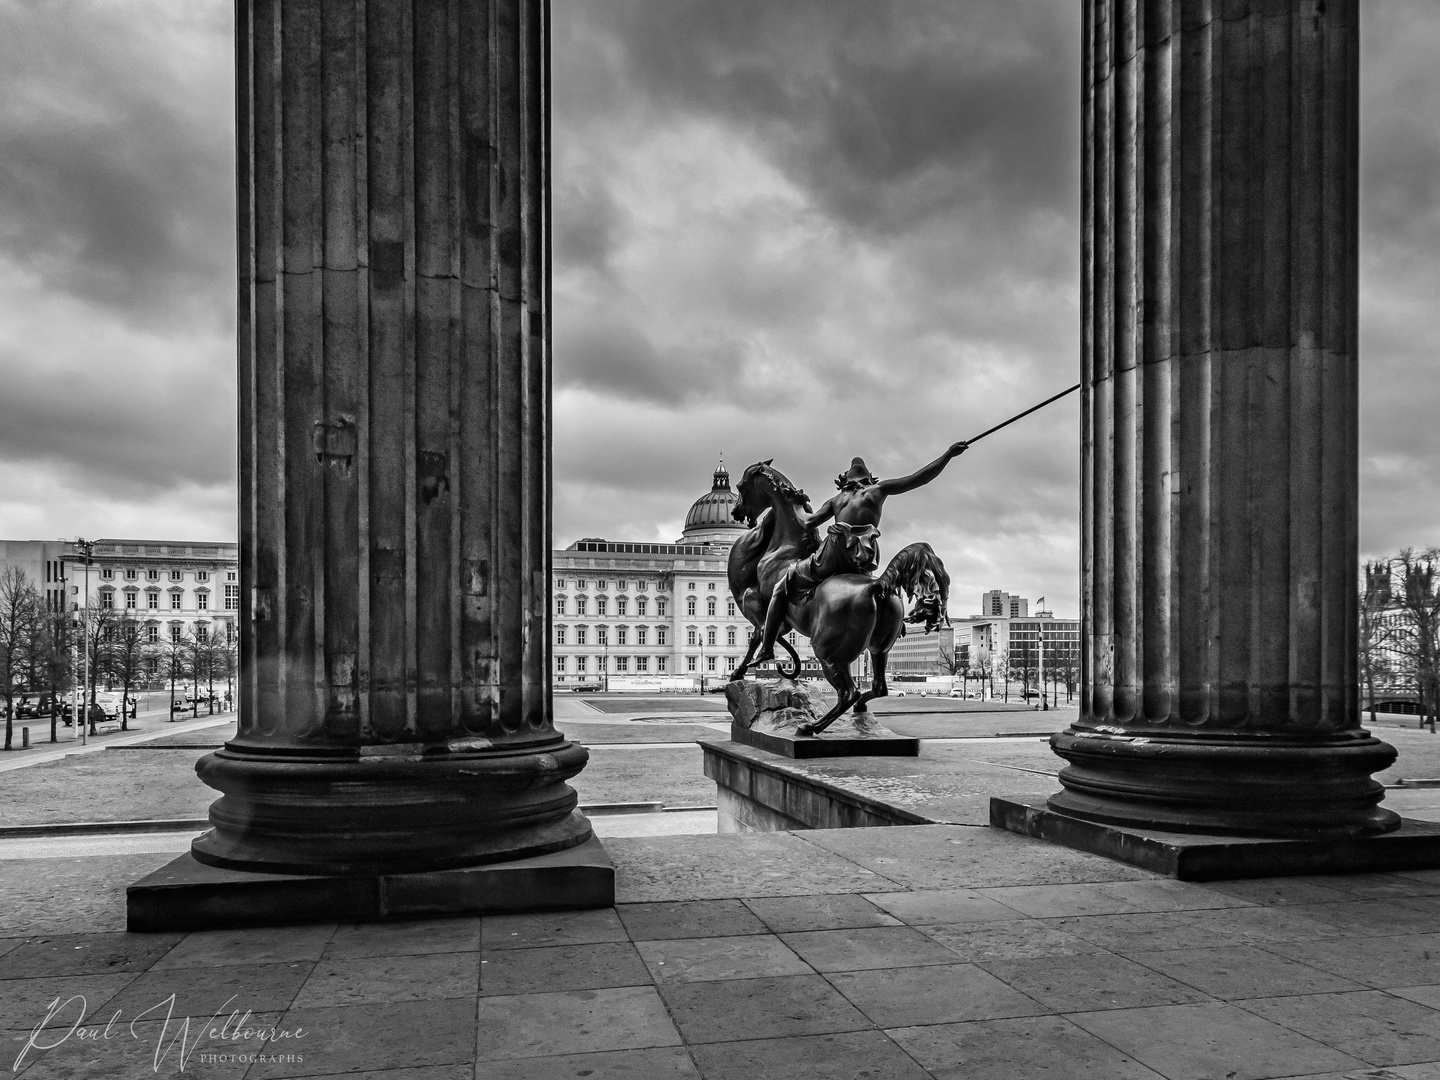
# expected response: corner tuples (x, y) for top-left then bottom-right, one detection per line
(836, 457), (879, 489)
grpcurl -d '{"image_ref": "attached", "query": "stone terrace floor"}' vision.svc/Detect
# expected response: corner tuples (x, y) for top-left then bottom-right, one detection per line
(5, 825), (1440, 1078)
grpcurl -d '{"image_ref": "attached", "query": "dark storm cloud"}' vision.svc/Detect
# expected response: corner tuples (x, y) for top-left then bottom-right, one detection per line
(0, 3), (233, 330)
(557, 0), (1079, 233)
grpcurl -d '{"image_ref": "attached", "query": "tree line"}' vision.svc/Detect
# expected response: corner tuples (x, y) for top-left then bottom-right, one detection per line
(0, 565), (237, 751)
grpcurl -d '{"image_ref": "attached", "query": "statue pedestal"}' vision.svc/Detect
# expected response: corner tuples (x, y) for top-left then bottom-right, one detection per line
(726, 680), (918, 759)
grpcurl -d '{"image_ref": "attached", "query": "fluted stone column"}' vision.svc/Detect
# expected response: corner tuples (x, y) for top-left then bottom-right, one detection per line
(1052, 0), (1398, 837)
(193, 0), (591, 874)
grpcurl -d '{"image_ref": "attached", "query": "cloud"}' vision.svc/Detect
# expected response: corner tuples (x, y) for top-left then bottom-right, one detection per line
(1, 1), (1438, 614)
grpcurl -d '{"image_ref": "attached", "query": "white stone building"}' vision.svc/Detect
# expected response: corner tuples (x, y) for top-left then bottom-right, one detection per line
(0, 538), (239, 648)
(552, 465), (819, 689)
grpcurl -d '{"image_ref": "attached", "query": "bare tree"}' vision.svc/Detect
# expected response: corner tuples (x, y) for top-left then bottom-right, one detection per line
(1391, 549), (1440, 732)
(995, 647), (1011, 703)
(1360, 561), (1397, 724)
(159, 632), (189, 721)
(0, 567), (41, 750)
(34, 608), (74, 742)
(106, 614), (149, 732)
(972, 650), (993, 700)
(77, 601), (117, 734)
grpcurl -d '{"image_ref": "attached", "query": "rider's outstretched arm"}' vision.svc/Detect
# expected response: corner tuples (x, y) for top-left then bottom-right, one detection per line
(877, 441), (967, 497)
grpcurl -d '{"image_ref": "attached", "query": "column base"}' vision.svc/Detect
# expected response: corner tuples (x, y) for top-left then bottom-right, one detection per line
(1050, 728), (1400, 839)
(127, 833), (614, 932)
(992, 796), (1440, 881)
(192, 739), (592, 875)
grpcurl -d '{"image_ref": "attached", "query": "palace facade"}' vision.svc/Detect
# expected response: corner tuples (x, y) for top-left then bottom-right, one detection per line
(552, 464), (819, 689)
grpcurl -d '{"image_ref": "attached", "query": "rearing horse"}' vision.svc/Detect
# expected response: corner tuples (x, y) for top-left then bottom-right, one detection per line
(727, 460), (950, 735)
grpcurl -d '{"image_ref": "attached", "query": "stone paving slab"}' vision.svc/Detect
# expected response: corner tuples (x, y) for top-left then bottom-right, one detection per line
(3, 829), (1440, 1077)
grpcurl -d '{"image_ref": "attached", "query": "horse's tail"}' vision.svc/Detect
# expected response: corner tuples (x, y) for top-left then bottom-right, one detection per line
(874, 542), (950, 613)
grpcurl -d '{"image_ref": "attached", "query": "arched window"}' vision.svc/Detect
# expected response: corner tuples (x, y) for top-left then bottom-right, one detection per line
(686, 598), (696, 616)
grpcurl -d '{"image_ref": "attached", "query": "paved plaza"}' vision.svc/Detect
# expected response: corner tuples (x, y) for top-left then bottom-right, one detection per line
(6, 825), (1440, 1078)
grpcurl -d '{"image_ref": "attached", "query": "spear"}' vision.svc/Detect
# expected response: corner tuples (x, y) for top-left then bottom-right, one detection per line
(965, 382), (1081, 446)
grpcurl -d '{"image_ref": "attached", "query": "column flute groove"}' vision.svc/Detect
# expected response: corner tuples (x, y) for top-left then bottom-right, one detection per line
(1052, 0), (1395, 838)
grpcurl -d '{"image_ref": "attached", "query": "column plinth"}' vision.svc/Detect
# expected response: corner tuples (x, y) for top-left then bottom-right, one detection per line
(196, 0), (588, 875)
(1057, 0), (1397, 839)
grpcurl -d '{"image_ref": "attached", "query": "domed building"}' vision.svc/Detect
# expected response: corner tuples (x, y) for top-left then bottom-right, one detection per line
(551, 462), (817, 688)
(678, 463), (747, 546)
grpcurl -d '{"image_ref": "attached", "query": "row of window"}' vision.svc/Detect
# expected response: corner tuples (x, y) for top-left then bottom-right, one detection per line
(556, 625), (667, 647)
(554, 654), (739, 674)
(554, 596), (667, 618)
(99, 585), (240, 611)
(553, 579), (663, 592)
(97, 620), (235, 644)
(554, 625), (752, 648)
(99, 568), (235, 583)
(552, 596), (741, 618)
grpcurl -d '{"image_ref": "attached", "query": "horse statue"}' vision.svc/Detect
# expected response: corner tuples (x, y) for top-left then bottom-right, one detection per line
(726, 460), (950, 736)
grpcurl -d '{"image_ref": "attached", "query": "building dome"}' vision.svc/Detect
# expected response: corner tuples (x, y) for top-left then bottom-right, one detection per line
(680, 463), (747, 545)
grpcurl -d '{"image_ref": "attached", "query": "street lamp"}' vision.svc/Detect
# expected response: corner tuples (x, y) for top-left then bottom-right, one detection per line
(71, 538), (94, 744)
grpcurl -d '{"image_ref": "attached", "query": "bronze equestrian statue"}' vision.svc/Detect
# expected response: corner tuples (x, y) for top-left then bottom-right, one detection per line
(727, 455), (956, 736)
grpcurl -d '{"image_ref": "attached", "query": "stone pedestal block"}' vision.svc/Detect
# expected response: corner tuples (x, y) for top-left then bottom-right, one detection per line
(726, 680), (918, 758)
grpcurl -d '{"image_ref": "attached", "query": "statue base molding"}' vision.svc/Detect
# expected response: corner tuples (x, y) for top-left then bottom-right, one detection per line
(127, 834), (613, 932)
(726, 678), (919, 758)
(991, 796), (1440, 882)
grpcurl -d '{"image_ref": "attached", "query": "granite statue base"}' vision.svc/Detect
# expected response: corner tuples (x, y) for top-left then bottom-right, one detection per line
(127, 834), (613, 932)
(992, 796), (1440, 881)
(726, 679), (918, 759)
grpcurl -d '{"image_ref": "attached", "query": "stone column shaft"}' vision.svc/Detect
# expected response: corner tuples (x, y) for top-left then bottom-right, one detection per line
(195, 0), (590, 874)
(1053, 0), (1397, 836)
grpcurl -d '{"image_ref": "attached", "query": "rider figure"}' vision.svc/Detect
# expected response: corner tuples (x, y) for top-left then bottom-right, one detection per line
(752, 441), (969, 664)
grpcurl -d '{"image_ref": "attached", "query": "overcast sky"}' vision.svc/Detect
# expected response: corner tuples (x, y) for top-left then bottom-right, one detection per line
(0, 2), (1437, 618)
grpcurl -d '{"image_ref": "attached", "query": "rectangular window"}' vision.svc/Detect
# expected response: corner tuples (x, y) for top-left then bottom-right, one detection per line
(196, 625), (208, 642)
(125, 592), (137, 609)
(615, 657), (629, 672)
(617, 627), (628, 645)
(224, 584), (239, 610)
(147, 625), (159, 642)
(556, 656), (566, 673)
(686, 599), (696, 616)
(577, 580), (587, 590)
(657, 657), (666, 673)
(197, 571), (209, 582)
(556, 627), (566, 645)
(100, 591), (114, 608)
(555, 578), (566, 590)
(596, 598), (607, 616)
(616, 597), (627, 616)
(576, 627), (587, 646)
(196, 592), (209, 610)
(555, 597), (566, 615)
(687, 656), (697, 672)
(657, 628), (666, 646)
(636, 597), (647, 617)
(636, 656), (648, 672)
(727, 601), (736, 617)
(597, 627), (608, 646)
(171, 570), (182, 581)
(227, 571), (236, 580)
(147, 570), (159, 581)
(707, 629), (717, 647)
(657, 600), (667, 617)
(727, 628), (736, 646)
(687, 629), (696, 646)
(637, 627), (647, 646)
(576, 598), (587, 616)
(576, 656), (587, 673)
(171, 625), (182, 642)
(125, 569), (137, 580)
(618, 581), (628, 591)
(707, 656), (717, 671)
(101, 569), (113, 580)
